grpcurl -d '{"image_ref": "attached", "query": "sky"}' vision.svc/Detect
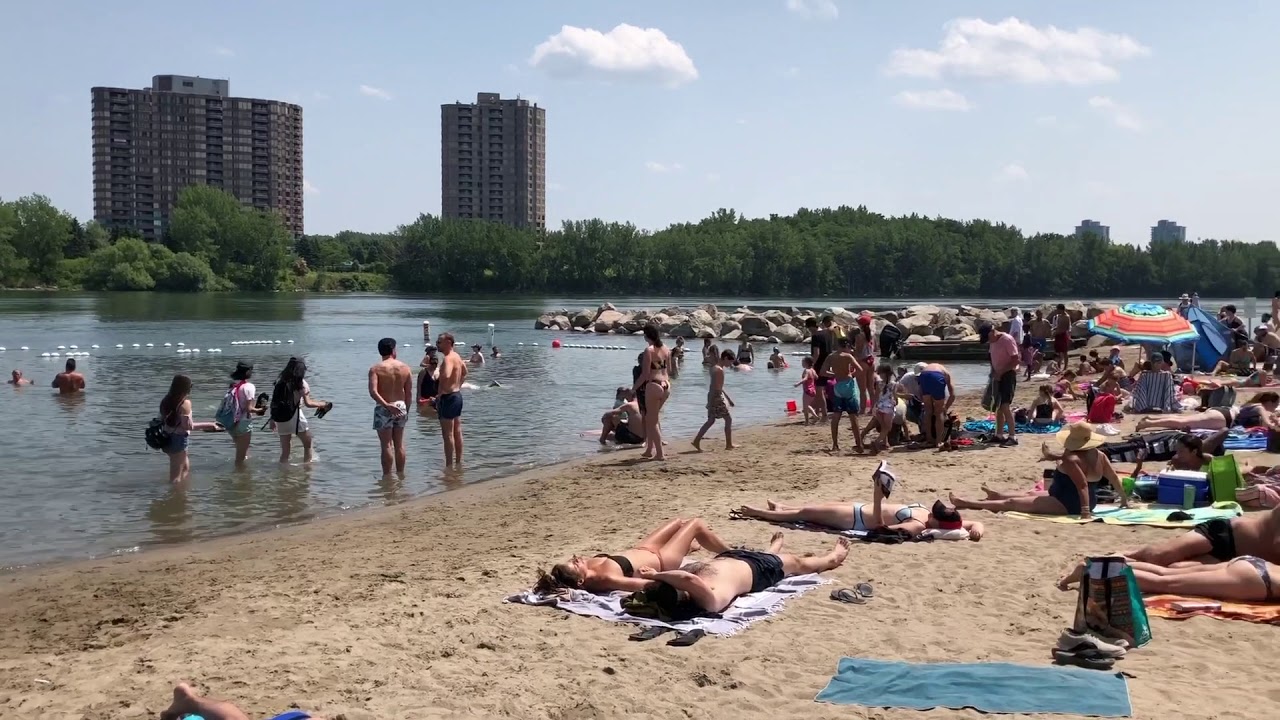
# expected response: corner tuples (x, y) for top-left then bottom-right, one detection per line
(1, 0), (1277, 245)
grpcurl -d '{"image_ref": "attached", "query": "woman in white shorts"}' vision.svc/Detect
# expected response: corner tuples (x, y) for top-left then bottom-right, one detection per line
(270, 357), (332, 464)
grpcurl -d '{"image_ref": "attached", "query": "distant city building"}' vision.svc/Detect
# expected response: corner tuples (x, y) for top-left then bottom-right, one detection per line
(91, 75), (304, 240)
(441, 92), (546, 230)
(1150, 219), (1187, 245)
(1073, 219), (1110, 241)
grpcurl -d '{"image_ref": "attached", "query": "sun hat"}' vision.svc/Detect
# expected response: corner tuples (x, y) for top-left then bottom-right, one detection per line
(1056, 422), (1107, 452)
(913, 362), (927, 374)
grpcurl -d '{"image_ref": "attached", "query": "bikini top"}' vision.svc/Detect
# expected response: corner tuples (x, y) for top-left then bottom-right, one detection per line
(1035, 401), (1054, 419)
(595, 553), (635, 577)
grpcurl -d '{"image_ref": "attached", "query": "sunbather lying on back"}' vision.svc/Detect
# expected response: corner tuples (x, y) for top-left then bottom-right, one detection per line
(629, 532), (849, 614)
(535, 518), (731, 594)
(161, 682), (319, 720)
(1059, 556), (1277, 603)
(734, 497), (983, 540)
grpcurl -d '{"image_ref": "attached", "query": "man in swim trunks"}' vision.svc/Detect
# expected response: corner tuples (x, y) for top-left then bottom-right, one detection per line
(631, 532), (849, 615)
(436, 332), (468, 467)
(7, 369), (33, 386)
(1028, 309), (1052, 351)
(692, 349), (737, 452)
(916, 362), (954, 447)
(601, 388), (645, 445)
(1050, 303), (1072, 359)
(51, 357), (85, 394)
(981, 323), (1021, 447)
(369, 337), (413, 476)
(821, 337), (865, 454)
(160, 681), (320, 720)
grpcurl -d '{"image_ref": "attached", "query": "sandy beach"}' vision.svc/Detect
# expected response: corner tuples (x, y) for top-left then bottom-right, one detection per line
(2, 384), (1277, 720)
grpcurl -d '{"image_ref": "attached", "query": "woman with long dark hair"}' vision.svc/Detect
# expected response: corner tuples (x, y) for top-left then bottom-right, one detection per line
(853, 316), (877, 413)
(158, 374), (223, 483)
(633, 324), (672, 460)
(270, 357), (331, 464)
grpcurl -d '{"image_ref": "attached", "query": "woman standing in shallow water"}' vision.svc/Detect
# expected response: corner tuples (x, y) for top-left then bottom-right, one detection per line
(158, 374), (224, 483)
(633, 324), (672, 460)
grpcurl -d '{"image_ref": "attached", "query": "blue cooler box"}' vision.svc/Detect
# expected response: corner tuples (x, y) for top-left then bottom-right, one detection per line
(1156, 471), (1210, 506)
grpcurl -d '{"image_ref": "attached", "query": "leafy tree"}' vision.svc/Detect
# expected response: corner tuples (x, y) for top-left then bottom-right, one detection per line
(8, 194), (73, 284)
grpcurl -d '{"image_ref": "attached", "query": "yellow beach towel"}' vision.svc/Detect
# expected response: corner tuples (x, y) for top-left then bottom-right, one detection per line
(1003, 502), (1243, 528)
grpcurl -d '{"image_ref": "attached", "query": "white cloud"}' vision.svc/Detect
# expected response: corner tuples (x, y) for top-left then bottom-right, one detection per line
(892, 89), (972, 112)
(706, 172), (722, 183)
(997, 163), (1029, 182)
(645, 161), (683, 173)
(214, 46), (235, 57)
(786, 0), (839, 20)
(1088, 96), (1143, 131)
(529, 24), (698, 87)
(302, 179), (319, 195)
(886, 17), (1150, 85)
(358, 84), (392, 100)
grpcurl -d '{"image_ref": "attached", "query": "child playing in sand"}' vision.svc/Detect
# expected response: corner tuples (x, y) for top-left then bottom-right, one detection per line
(871, 363), (899, 454)
(1021, 335), (1042, 380)
(796, 357), (822, 424)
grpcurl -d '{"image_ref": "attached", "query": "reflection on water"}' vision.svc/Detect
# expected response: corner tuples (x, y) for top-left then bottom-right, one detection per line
(0, 291), (1041, 568)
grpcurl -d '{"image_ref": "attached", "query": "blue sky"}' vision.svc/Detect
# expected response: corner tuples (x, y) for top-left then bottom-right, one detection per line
(1, 1), (1276, 244)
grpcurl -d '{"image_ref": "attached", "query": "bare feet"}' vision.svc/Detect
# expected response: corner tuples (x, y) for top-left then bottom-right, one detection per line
(768, 531), (785, 553)
(829, 537), (851, 566)
(1057, 559), (1087, 591)
(692, 438), (703, 452)
(981, 485), (999, 499)
(736, 504), (765, 519)
(160, 682), (252, 720)
(725, 443), (738, 450)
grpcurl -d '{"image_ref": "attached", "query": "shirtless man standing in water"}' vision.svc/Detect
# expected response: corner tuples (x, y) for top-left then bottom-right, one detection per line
(821, 337), (865, 454)
(51, 358), (85, 394)
(435, 332), (468, 466)
(369, 337), (413, 476)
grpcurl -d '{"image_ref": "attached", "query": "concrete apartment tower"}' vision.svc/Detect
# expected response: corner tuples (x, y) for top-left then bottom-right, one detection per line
(91, 74), (303, 240)
(440, 92), (546, 229)
(1073, 219), (1111, 241)
(1150, 219), (1187, 245)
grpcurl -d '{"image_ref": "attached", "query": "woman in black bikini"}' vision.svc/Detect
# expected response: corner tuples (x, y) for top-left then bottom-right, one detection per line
(1032, 383), (1065, 425)
(1136, 391), (1280, 432)
(633, 324), (672, 460)
(535, 518), (732, 594)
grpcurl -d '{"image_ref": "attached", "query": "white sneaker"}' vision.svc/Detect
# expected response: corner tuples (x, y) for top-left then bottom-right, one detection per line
(1057, 629), (1127, 658)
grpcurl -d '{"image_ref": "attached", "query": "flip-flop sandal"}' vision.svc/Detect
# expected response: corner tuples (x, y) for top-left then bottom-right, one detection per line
(727, 510), (748, 521)
(1052, 649), (1117, 671)
(629, 626), (674, 642)
(666, 629), (706, 646)
(830, 588), (867, 605)
(855, 582), (874, 599)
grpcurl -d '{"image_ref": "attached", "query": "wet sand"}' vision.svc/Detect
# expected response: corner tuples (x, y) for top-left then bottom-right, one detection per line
(1, 384), (1277, 720)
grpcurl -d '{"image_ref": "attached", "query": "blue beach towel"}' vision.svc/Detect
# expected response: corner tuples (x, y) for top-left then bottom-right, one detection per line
(815, 658), (1132, 717)
(1222, 428), (1268, 451)
(963, 419), (1063, 435)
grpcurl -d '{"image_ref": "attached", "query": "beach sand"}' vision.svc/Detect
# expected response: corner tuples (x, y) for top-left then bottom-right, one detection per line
(1, 382), (1277, 720)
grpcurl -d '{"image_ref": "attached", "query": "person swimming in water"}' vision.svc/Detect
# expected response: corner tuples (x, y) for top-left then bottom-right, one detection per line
(767, 347), (788, 370)
(369, 337), (413, 476)
(468, 344), (485, 365)
(51, 357), (85, 394)
(7, 369), (33, 386)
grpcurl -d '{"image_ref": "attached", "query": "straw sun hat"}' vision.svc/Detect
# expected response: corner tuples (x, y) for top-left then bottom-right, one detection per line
(1056, 422), (1107, 452)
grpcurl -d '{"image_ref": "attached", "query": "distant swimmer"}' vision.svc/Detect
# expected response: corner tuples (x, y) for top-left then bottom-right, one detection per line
(436, 332), (468, 467)
(8, 369), (33, 386)
(767, 347), (788, 370)
(491, 345), (502, 358)
(51, 358), (85, 394)
(369, 337), (413, 476)
(469, 344), (486, 365)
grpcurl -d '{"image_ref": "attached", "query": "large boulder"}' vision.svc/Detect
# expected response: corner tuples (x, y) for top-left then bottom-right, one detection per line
(656, 314), (683, 335)
(721, 328), (743, 341)
(773, 324), (804, 343)
(1087, 303), (1118, 320)
(739, 313), (775, 337)
(878, 310), (901, 325)
(763, 309), (792, 327)
(534, 313), (553, 330)
(668, 320), (699, 339)
(593, 309), (626, 333)
(895, 315), (935, 338)
(974, 309), (1009, 328)
(904, 304), (943, 318)
(747, 335), (770, 343)
(1071, 319), (1092, 339)
(933, 307), (959, 328)
(689, 308), (715, 328)
(1039, 301), (1087, 323)
(716, 319), (742, 336)
(696, 303), (718, 318)
(550, 315), (571, 331)
(915, 335), (941, 343)
(958, 305), (982, 317)
(939, 324), (971, 340)
(695, 326), (717, 339)
(570, 309), (594, 328)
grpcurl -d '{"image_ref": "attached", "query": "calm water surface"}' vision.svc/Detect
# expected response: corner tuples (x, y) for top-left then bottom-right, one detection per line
(0, 292), (1243, 568)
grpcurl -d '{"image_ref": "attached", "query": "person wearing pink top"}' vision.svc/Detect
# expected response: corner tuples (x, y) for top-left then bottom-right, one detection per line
(981, 323), (1022, 447)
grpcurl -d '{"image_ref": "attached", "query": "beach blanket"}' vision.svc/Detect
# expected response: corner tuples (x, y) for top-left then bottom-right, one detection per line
(963, 419), (1063, 435)
(504, 573), (829, 637)
(729, 518), (963, 542)
(1221, 427), (1269, 451)
(815, 657), (1132, 717)
(1003, 502), (1242, 528)
(1145, 594), (1280, 625)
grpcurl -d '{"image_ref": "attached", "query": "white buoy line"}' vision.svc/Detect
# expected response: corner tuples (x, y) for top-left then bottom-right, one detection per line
(559, 344), (629, 350)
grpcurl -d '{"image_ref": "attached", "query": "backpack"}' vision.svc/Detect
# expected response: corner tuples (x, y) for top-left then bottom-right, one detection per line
(270, 379), (301, 424)
(215, 381), (247, 428)
(145, 418), (171, 450)
(1205, 386), (1236, 409)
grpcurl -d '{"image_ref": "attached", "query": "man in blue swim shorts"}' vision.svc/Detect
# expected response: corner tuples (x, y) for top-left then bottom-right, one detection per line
(820, 337), (865, 454)
(916, 362), (954, 447)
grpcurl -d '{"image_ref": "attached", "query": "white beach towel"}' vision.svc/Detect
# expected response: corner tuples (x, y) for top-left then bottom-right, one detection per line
(504, 573), (830, 637)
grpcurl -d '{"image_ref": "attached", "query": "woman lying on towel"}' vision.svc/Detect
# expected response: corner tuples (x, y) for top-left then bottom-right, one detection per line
(734, 467), (984, 541)
(1059, 556), (1277, 603)
(535, 518), (731, 594)
(951, 423), (1127, 519)
(1136, 391), (1280, 432)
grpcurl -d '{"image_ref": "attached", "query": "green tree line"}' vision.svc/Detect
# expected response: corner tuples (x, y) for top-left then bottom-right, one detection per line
(3, 192), (1276, 297)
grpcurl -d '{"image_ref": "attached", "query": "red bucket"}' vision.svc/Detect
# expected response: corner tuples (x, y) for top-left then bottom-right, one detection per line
(785, 399), (798, 413)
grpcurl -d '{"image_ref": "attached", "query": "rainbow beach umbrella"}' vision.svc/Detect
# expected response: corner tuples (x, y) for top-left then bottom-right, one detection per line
(1087, 303), (1200, 345)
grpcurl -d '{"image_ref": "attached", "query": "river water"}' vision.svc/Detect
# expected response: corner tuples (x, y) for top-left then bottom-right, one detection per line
(0, 292), (1252, 568)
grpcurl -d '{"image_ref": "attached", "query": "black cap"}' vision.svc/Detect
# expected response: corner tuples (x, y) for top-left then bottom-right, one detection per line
(230, 361), (253, 380)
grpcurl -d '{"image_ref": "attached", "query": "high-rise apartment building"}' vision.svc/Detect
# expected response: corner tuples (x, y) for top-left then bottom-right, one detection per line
(441, 92), (545, 229)
(91, 75), (303, 240)
(1073, 219), (1110, 241)
(1150, 219), (1187, 245)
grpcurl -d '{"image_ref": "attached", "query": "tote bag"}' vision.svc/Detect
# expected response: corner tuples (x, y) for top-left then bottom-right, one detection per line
(1074, 556), (1152, 648)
